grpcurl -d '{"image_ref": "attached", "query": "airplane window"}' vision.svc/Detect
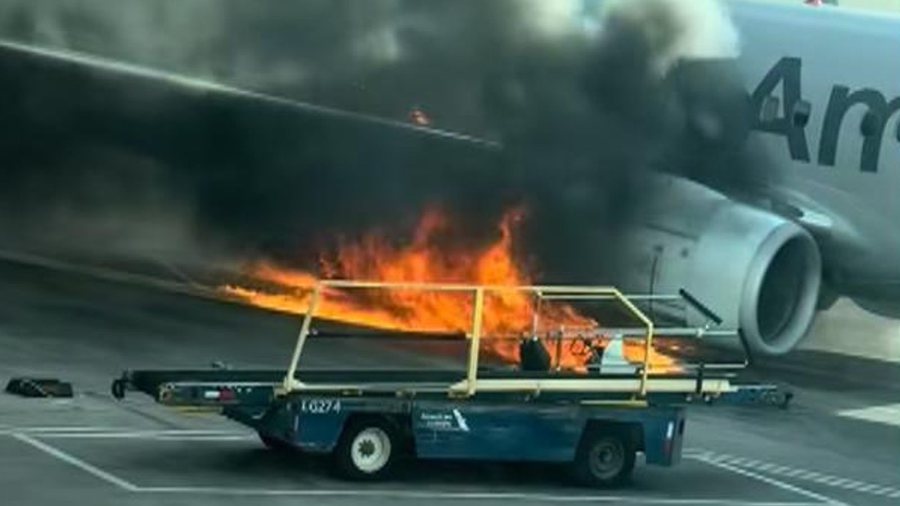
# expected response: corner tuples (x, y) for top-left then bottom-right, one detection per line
(791, 100), (811, 127)
(860, 112), (880, 137)
(760, 96), (780, 123)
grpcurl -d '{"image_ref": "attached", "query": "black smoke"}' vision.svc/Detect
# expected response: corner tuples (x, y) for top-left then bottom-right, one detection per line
(0, 0), (766, 281)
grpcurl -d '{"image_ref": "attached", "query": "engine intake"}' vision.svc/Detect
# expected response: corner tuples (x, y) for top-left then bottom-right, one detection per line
(620, 177), (821, 356)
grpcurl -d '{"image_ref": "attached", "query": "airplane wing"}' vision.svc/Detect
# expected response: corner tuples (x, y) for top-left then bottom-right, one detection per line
(0, 40), (500, 149)
(0, 40), (503, 254)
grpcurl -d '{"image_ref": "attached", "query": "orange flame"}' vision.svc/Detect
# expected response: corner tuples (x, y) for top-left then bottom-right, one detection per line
(223, 208), (675, 371)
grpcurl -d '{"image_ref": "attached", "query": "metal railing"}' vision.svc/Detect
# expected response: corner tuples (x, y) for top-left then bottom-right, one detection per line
(281, 280), (658, 397)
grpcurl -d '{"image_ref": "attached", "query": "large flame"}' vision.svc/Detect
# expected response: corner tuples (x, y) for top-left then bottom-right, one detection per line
(223, 208), (675, 371)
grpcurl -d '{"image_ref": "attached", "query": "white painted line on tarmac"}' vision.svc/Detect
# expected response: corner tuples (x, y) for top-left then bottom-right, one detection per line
(0, 427), (248, 436)
(29, 429), (250, 438)
(39, 433), (255, 441)
(0, 427), (250, 441)
(695, 451), (900, 499)
(838, 403), (900, 428)
(0, 425), (125, 433)
(136, 486), (823, 505)
(692, 456), (845, 506)
(12, 433), (139, 492)
(3, 433), (819, 505)
(0, 432), (832, 504)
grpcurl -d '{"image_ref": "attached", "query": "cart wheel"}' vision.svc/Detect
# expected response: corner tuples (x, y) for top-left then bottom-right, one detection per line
(334, 418), (398, 480)
(258, 432), (294, 453)
(572, 429), (636, 487)
(111, 379), (126, 400)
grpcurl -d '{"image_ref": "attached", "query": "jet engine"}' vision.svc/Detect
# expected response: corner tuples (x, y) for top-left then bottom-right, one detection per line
(618, 176), (821, 356)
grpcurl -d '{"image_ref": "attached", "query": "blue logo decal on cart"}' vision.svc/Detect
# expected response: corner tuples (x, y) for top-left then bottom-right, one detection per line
(419, 409), (470, 432)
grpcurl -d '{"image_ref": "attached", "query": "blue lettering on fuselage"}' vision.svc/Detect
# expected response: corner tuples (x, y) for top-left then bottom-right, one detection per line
(751, 57), (900, 173)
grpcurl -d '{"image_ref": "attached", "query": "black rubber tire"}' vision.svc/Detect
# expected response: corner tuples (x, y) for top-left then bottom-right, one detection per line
(110, 379), (126, 400)
(572, 429), (636, 488)
(258, 432), (295, 453)
(333, 418), (399, 481)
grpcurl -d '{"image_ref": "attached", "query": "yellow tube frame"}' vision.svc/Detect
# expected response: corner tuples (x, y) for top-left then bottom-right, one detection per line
(281, 280), (655, 397)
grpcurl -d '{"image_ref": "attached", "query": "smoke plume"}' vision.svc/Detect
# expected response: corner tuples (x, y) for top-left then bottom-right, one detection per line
(0, 0), (763, 281)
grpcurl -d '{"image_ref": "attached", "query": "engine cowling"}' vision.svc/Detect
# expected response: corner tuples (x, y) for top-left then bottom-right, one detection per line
(618, 177), (822, 356)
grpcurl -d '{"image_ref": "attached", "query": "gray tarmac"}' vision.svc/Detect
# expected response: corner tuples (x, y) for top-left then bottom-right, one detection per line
(1, 259), (898, 506)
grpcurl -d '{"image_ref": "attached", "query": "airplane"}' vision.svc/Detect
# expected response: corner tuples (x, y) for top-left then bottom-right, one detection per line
(0, 0), (898, 358)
